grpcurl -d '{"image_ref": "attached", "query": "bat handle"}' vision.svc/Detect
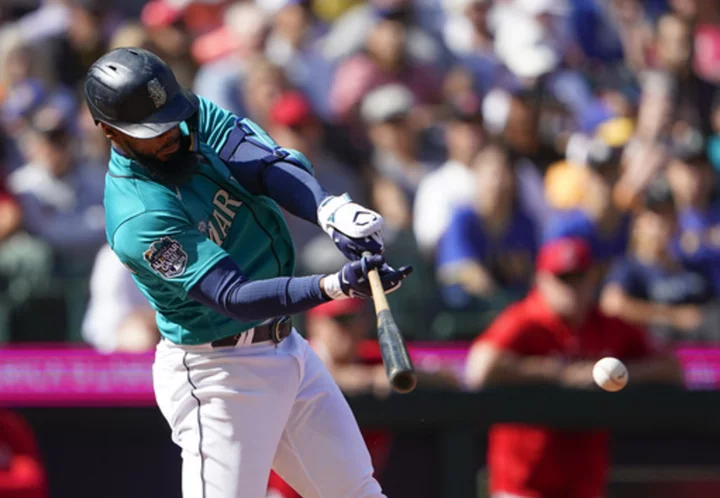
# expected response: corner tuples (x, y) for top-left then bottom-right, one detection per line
(365, 257), (390, 312)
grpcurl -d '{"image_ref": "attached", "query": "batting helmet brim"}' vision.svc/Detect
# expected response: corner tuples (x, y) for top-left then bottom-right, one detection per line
(105, 88), (199, 139)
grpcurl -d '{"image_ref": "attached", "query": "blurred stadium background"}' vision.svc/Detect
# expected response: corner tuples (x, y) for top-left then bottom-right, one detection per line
(4, 0), (720, 497)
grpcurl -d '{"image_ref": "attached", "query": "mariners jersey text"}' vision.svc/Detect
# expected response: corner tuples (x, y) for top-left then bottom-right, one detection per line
(205, 188), (243, 246)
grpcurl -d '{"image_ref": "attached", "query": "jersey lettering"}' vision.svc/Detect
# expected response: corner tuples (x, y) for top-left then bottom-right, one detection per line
(212, 209), (232, 238)
(213, 189), (243, 218)
(207, 188), (243, 246)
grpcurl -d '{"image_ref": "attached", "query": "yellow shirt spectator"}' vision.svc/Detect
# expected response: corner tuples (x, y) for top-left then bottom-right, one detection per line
(545, 160), (589, 210)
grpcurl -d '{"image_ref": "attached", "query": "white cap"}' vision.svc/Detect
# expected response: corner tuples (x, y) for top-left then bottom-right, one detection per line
(443, 0), (489, 15)
(360, 84), (415, 124)
(224, 2), (270, 38)
(495, 15), (559, 79)
(514, 0), (569, 16)
(482, 88), (512, 134)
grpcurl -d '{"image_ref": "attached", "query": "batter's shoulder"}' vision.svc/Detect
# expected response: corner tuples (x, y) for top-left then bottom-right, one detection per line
(104, 172), (186, 245)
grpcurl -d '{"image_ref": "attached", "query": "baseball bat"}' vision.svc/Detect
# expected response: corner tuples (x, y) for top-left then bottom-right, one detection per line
(364, 253), (417, 394)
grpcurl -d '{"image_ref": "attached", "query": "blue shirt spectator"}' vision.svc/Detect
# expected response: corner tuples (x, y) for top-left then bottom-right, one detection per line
(437, 205), (538, 289)
(667, 148), (720, 294)
(8, 105), (106, 277)
(545, 208), (631, 262)
(606, 258), (712, 307)
(545, 144), (630, 266)
(601, 177), (718, 343)
(675, 203), (720, 291)
(436, 143), (538, 306)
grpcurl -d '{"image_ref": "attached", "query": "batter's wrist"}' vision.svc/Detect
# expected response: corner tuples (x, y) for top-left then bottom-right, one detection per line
(318, 277), (332, 301)
(321, 272), (347, 300)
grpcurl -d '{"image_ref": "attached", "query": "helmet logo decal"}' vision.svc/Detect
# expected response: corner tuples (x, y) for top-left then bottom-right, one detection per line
(147, 78), (167, 108)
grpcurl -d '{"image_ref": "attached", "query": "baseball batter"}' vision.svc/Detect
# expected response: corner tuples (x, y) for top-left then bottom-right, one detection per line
(84, 48), (412, 498)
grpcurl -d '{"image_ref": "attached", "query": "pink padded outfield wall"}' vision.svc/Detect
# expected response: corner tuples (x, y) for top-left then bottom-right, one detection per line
(0, 344), (718, 406)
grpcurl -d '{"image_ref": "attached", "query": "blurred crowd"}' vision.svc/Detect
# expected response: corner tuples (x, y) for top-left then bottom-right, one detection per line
(2, 0), (720, 352)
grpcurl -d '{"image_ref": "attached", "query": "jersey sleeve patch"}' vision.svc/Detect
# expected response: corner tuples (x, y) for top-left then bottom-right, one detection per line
(143, 237), (189, 278)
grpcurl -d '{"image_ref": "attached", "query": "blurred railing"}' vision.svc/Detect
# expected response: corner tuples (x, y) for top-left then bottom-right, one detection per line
(13, 386), (720, 498)
(6, 345), (720, 497)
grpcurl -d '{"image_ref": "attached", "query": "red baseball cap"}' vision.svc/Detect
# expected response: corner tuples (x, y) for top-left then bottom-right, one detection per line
(536, 237), (593, 276)
(269, 91), (313, 128)
(306, 299), (367, 319)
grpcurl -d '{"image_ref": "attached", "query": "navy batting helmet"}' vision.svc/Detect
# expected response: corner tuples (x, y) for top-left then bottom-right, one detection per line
(84, 48), (198, 139)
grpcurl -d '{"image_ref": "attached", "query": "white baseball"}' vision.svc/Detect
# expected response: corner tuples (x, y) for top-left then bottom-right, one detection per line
(592, 357), (628, 392)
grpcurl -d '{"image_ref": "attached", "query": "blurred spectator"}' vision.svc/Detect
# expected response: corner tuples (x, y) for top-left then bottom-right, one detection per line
(466, 237), (683, 498)
(442, 0), (504, 97)
(307, 298), (390, 397)
(667, 136), (720, 296)
(108, 22), (152, 52)
(242, 56), (292, 127)
(306, 298), (458, 395)
(75, 102), (110, 165)
(320, 0), (445, 68)
(545, 138), (631, 269)
(413, 92), (485, 256)
(0, 27), (44, 96)
(544, 160), (589, 211)
(1, 78), (76, 158)
(263, 0), (335, 119)
(8, 103), (106, 277)
(436, 142), (538, 303)
(601, 178), (719, 344)
(329, 16), (441, 124)
(492, 5), (561, 85)
(141, 0), (228, 38)
(492, 10), (595, 121)
(193, 0), (335, 120)
(481, 88), (553, 226)
(191, 2), (270, 114)
(82, 244), (159, 353)
(33, 0), (110, 91)
(266, 90), (364, 254)
(708, 96), (720, 176)
(606, 0), (656, 72)
(362, 84), (439, 201)
(0, 410), (48, 498)
(570, 0), (627, 64)
(644, 13), (717, 135)
(0, 125), (51, 318)
(4, 0), (720, 354)
(0, 172), (50, 309)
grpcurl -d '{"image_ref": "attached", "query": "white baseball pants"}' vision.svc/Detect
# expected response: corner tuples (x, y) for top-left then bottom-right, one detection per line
(153, 329), (386, 498)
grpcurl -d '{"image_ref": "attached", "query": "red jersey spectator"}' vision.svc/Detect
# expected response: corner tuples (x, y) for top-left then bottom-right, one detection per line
(0, 410), (48, 498)
(0, 175), (21, 243)
(329, 16), (441, 125)
(466, 237), (683, 498)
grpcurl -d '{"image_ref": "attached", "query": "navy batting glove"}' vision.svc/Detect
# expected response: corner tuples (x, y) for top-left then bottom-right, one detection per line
(322, 255), (413, 300)
(330, 228), (383, 261)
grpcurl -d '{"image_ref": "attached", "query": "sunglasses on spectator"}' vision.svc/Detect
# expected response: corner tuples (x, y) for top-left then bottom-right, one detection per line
(331, 313), (360, 325)
(38, 127), (71, 146)
(555, 271), (590, 285)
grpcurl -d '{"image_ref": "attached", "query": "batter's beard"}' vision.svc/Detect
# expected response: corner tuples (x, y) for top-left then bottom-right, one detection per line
(128, 135), (200, 185)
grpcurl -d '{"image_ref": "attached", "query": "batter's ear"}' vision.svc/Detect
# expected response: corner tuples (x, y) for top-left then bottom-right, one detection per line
(99, 123), (117, 140)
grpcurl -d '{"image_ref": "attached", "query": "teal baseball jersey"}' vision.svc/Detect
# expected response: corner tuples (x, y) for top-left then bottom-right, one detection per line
(105, 96), (314, 344)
